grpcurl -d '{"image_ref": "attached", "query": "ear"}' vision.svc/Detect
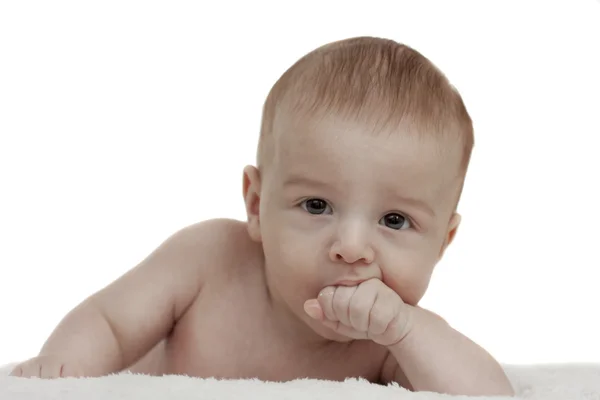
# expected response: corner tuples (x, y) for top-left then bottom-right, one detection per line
(242, 165), (262, 242)
(438, 212), (461, 260)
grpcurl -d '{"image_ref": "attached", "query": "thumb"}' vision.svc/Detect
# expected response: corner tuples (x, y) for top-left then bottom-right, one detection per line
(303, 299), (324, 320)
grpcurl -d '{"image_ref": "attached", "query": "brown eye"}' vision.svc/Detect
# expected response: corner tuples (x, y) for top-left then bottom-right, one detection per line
(380, 213), (410, 230)
(302, 198), (330, 215)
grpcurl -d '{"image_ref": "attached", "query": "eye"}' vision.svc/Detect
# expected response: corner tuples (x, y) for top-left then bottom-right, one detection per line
(379, 212), (411, 230)
(301, 198), (332, 215)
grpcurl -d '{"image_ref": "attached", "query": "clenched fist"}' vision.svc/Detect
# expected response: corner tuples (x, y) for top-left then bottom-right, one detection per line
(303, 278), (414, 347)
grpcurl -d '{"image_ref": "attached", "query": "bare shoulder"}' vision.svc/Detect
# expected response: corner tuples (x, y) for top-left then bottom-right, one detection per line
(175, 217), (262, 280)
(93, 218), (255, 324)
(179, 218), (258, 265)
(79, 218), (256, 366)
(165, 217), (264, 320)
(173, 217), (247, 244)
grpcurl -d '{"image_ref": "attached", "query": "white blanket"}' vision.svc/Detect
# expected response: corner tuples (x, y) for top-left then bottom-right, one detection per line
(2, 363), (599, 399)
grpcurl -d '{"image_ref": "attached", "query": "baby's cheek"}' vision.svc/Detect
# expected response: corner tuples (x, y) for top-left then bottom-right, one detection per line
(381, 258), (435, 306)
(267, 230), (314, 272)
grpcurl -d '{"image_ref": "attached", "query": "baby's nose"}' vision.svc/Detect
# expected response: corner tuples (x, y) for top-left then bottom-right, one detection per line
(329, 227), (374, 265)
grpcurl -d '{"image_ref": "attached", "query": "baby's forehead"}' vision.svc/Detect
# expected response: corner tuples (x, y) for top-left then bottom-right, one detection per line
(276, 113), (462, 175)
(272, 116), (462, 206)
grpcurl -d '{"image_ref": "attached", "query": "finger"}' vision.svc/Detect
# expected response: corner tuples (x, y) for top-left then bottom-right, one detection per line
(349, 283), (378, 332)
(320, 318), (368, 340)
(20, 363), (40, 378)
(40, 362), (61, 379)
(9, 365), (23, 377)
(303, 299), (324, 320)
(332, 286), (357, 326)
(317, 286), (337, 321)
(369, 291), (399, 336)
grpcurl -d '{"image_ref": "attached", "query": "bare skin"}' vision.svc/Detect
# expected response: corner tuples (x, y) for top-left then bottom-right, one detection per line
(127, 220), (387, 381)
(11, 219), (386, 382)
(10, 115), (514, 396)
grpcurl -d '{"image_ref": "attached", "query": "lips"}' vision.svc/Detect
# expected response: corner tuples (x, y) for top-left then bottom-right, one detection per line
(333, 278), (369, 287)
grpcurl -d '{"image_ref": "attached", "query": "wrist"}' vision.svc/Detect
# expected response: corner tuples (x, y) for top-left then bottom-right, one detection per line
(387, 306), (449, 353)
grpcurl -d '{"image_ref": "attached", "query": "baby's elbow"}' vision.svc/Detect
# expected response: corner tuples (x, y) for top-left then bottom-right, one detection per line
(484, 378), (515, 397)
(498, 384), (516, 397)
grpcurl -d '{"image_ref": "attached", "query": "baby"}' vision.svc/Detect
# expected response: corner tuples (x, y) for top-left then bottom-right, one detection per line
(10, 37), (514, 396)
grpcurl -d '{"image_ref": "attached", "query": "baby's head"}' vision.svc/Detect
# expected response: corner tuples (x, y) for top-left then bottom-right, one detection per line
(243, 37), (473, 338)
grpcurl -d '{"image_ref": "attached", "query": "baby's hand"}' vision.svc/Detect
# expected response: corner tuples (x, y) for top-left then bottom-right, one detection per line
(9, 355), (84, 379)
(303, 279), (413, 347)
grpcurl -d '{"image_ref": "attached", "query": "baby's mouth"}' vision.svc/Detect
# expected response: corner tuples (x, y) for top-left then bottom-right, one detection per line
(332, 278), (369, 287)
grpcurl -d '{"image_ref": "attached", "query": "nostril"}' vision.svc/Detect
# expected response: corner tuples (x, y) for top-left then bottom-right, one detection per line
(336, 253), (371, 265)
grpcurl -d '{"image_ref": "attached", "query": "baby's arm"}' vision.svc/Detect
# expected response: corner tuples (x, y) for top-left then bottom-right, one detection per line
(383, 307), (514, 396)
(11, 219), (228, 378)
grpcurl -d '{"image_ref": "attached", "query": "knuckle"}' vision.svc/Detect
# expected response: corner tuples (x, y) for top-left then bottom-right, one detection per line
(20, 361), (36, 376)
(318, 295), (335, 319)
(319, 286), (335, 298)
(332, 292), (347, 310)
(39, 364), (50, 378)
(348, 301), (363, 321)
(333, 289), (354, 321)
(370, 307), (393, 332)
(363, 278), (379, 288)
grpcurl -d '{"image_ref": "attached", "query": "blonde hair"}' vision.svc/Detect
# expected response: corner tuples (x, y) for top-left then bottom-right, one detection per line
(257, 36), (474, 175)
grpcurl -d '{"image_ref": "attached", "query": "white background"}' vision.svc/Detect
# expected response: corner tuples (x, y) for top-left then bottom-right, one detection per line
(1, 0), (599, 367)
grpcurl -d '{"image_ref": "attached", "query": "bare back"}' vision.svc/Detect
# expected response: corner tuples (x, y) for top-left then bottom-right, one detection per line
(126, 219), (388, 382)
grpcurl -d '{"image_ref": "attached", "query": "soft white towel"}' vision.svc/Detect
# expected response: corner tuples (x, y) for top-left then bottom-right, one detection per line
(1, 363), (599, 399)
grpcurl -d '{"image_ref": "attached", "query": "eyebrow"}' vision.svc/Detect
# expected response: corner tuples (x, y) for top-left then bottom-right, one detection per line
(282, 176), (331, 190)
(393, 194), (436, 218)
